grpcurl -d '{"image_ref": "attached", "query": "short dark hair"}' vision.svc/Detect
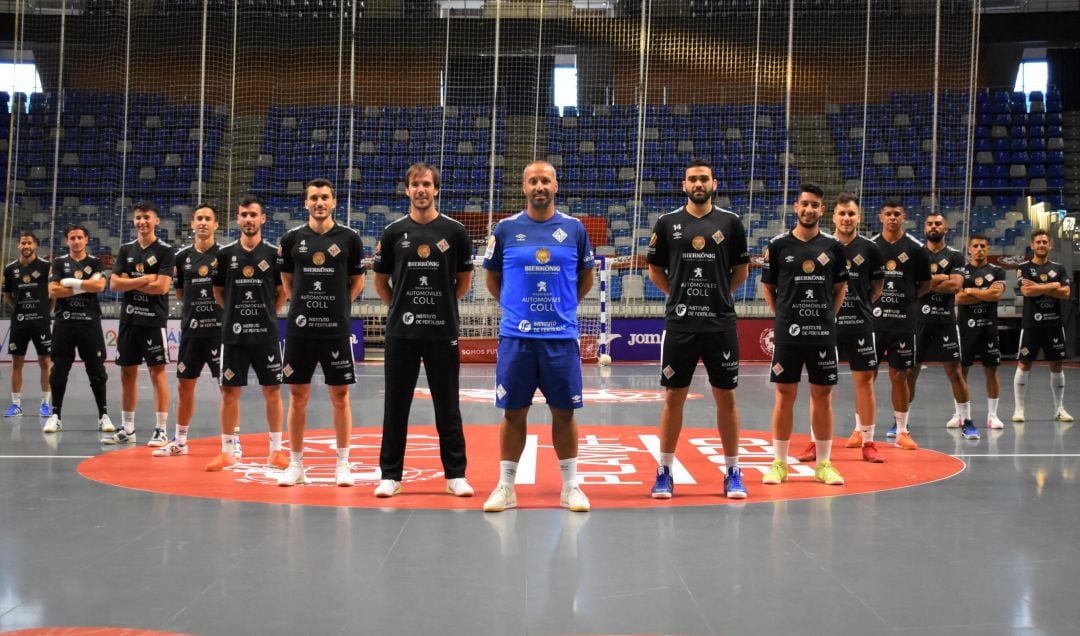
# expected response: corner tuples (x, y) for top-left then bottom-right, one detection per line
(305, 178), (335, 198)
(881, 199), (904, 211)
(925, 211), (946, 220)
(969, 233), (988, 243)
(836, 192), (859, 206)
(65, 224), (88, 239)
(238, 194), (265, 210)
(1031, 228), (1049, 241)
(685, 158), (713, 177)
(132, 201), (158, 215)
(799, 181), (824, 199)
(406, 162), (441, 190)
(18, 231), (38, 244)
(192, 203), (218, 219)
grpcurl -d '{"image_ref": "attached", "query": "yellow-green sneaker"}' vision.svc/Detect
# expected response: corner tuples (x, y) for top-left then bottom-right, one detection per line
(762, 459), (788, 485)
(814, 460), (845, 486)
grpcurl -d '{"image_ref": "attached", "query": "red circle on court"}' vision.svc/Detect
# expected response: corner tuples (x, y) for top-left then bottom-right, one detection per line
(0, 629), (190, 635)
(78, 425), (965, 509)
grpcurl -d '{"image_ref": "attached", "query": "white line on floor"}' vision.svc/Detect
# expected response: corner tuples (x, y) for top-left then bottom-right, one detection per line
(0, 455), (93, 459)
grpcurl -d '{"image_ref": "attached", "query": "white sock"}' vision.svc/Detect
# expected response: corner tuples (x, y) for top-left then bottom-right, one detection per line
(11, 393), (20, 407)
(176, 425), (189, 445)
(290, 451), (303, 464)
(336, 448), (349, 462)
(221, 434), (234, 453)
(894, 411), (909, 434)
(499, 460), (518, 486)
(773, 439), (790, 462)
(817, 439), (833, 462)
(854, 413), (862, 432)
(155, 412), (168, 431)
(269, 431), (283, 451)
(724, 455), (739, 469)
(659, 452), (675, 468)
(559, 458), (578, 488)
(1051, 372), (1066, 410)
(988, 397), (1000, 419)
(958, 402), (972, 421)
(864, 425), (876, 444)
(953, 399), (961, 419)
(121, 411), (135, 434)
(810, 430), (817, 443)
(1013, 368), (1029, 411)
(42, 391), (51, 405)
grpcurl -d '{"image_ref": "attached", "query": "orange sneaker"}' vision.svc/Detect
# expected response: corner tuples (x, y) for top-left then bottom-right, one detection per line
(795, 442), (817, 462)
(845, 430), (863, 448)
(205, 452), (238, 472)
(862, 441), (885, 463)
(267, 450), (290, 470)
(895, 432), (919, 450)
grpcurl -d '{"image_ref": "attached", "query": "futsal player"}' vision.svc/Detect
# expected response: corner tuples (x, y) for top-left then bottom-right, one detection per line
(103, 202), (175, 447)
(871, 201), (931, 450)
(906, 213), (978, 441)
(956, 234), (1007, 429)
(276, 179), (365, 487)
(481, 160), (594, 512)
(3, 231), (53, 419)
(760, 182), (849, 486)
(206, 195), (289, 471)
(372, 163), (474, 498)
(44, 225), (111, 433)
(1013, 229), (1072, 422)
(154, 205), (224, 457)
(646, 159), (750, 499)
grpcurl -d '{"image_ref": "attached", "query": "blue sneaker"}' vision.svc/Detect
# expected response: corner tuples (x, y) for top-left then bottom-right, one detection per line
(724, 466), (748, 499)
(39, 403), (52, 417)
(961, 419), (980, 441)
(3, 404), (23, 417)
(650, 465), (673, 499)
(886, 422), (897, 438)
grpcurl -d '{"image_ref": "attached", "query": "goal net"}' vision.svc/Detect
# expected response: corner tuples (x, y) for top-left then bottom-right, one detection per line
(459, 254), (610, 364)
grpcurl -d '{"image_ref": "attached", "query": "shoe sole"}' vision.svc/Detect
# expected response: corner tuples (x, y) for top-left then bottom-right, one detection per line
(446, 488), (474, 497)
(561, 502), (590, 512)
(816, 477), (846, 485)
(43, 428), (61, 433)
(277, 477), (306, 486)
(863, 454), (885, 463)
(483, 501), (516, 512)
(762, 477), (787, 485)
(1012, 416), (1025, 422)
(725, 490), (747, 500)
(375, 488), (401, 498)
(650, 491), (673, 499)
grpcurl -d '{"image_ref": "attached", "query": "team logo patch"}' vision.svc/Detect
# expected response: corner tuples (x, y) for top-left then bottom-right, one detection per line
(295, 315), (308, 327)
(535, 248), (551, 264)
(968, 319), (976, 328)
(147, 255), (157, 266)
(436, 239), (450, 253)
(1020, 347), (1029, 356)
(853, 254), (864, 266)
(662, 365), (675, 379)
(938, 258), (949, 269)
(31, 270), (39, 279)
(898, 253), (909, 263)
(20, 275), (29, 283)
(1034, 313), (1042, 322)
(242, 265), (255, 278)
(495, 384), (507, 399)
(801, 260), (815, 274)
(772, 363), (784, 375)
(417, 244), (431, 259)
(1048, 270), (1057, 279)
(763, 247), (769, 261)
(818, 350), (828, 359)
(328, 244), (341, 258)
(788, 324), (801, 336)
(872, 307), (882, 317)
(232, 323), (243, 334)
(930, 263), (938, 274)
(84, 266), (92, 275)
(552, 228), (568, 243)
(223, 369), (235, 381)
(258, 260), (270, 272)
(816, 252), (830, 266)
(403, 313), (415, 325)
(885, 260), (897, 271)
(283, 364), (293, 377)
(135, 263), (144, 273)
(985, 274), (994, 282)
(190, 319), (198, 329)
(1040, 274), (1048, 282)
(691, 236), (706, 251)
(675, 304), (688, 317)
(712, 230), (724, 244)
(975, 277), (984, 286)
(518, 320), (532, 333)
(198, 265), (209, 277)
(312, 252), (326, 266)
(922, 305), (931, 314)
(177, 362), (186, 373)
(649, 233), (658, 247)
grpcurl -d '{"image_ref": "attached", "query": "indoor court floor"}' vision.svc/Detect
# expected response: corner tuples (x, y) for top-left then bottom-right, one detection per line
(1, 360), (1078, 636)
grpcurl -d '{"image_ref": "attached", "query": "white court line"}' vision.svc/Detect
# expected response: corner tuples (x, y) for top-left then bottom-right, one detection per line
(956, 453), (1080, 458)
(0, 455), (93, 459)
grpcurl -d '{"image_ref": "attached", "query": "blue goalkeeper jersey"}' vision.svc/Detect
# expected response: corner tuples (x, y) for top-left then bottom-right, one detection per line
(483, 210), (594, 340)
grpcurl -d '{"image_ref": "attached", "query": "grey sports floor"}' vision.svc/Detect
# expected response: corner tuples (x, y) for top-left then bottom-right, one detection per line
(1, 360), (1078, 635)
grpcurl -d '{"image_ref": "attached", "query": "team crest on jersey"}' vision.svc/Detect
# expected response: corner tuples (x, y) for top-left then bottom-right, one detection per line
(74, 270), (83, 279)
(712, 230), (724, 244)
(898, 252), (909, 263)
(1048, 270), (1057, 279)
(20, 275), (29, 283)
(312, 252), (326, 266)
(147, 255), (157, 266)
(975, 277), (984, 286)
(985, 274), (994, 282)
(535, 248), (551, 264)
(691, 236), (706, 251)
(885, 260), (897, 271)
(1040, 273), (1048, 282)
(31, 270), (39, 279)
(242, 265), (255, 278)
(853, 254), (864, 266)
(258, 260), (270, 272)
(930, 263), (938, 273)
(417, 244), (431, 259)
(816, 252), (830, 266)
(552, 228), (568, 243)
(328, 244), (341, 258)
(938, 258), (949, 269)
(135, 263), (144, 273)
(801, 260), (815, 274)
(437, 239), (450, 253)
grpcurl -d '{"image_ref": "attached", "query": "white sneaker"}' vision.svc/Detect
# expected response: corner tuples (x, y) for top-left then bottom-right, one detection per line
(374, 479), (402, 497)
(277, 462), (305, 486)
(446, 478), (475, 497)
(147, 428), (168, 447)
(1055, 408), (1074, 423)
(98, 414), (116, 433)
(1012, 409), (1025, 423)
(945, 413), (961, 428)
(335, 462), (355, 487)
(483, 483), (517, 512)
(152, 438), (188, 457)
(987, 415), (1005, 429)
(42, 414), (62, 433)
(560, 485), (591, 512)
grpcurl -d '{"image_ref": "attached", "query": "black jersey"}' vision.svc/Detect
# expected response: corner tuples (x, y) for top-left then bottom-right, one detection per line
(916, 245), (966, 325)
(174, 243), (222, 338)
(278, 222), (364, 340)
(958, 262), (1006, 329)
(646, 206), (749, 332)
(871, 233), (931, 333)
(3, 257), (52, 327)
(113, 238), (175, 327)
(835, 235), (884, 335)
(1017, 260), (1072, 329)
(50, 255), (104, 325)
(761, 231), (849, 345)
(373, 214), (473, 340)
(213, 240), (281, 345)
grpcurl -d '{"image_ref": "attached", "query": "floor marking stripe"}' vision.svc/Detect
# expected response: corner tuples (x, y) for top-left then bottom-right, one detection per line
(0, 455), (94, 459)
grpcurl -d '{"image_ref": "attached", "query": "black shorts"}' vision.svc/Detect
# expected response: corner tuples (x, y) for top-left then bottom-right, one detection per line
(1017, 326), (1067, 363)
(874, 330), (917, 371)
(961, 324), (1001, 367)
(115, 324), (169, 367)
(836, 332), (878, 371)
(915, 323), (962, 364)
(176, 335), (221, 379)
(221, 341), (282, 387)
(659, 329), (739, 390)
(282, 336), (356, 385)
(51, 322), (107, 367)
(8, 323), (51, 357)
(770, 343), (840, 385)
